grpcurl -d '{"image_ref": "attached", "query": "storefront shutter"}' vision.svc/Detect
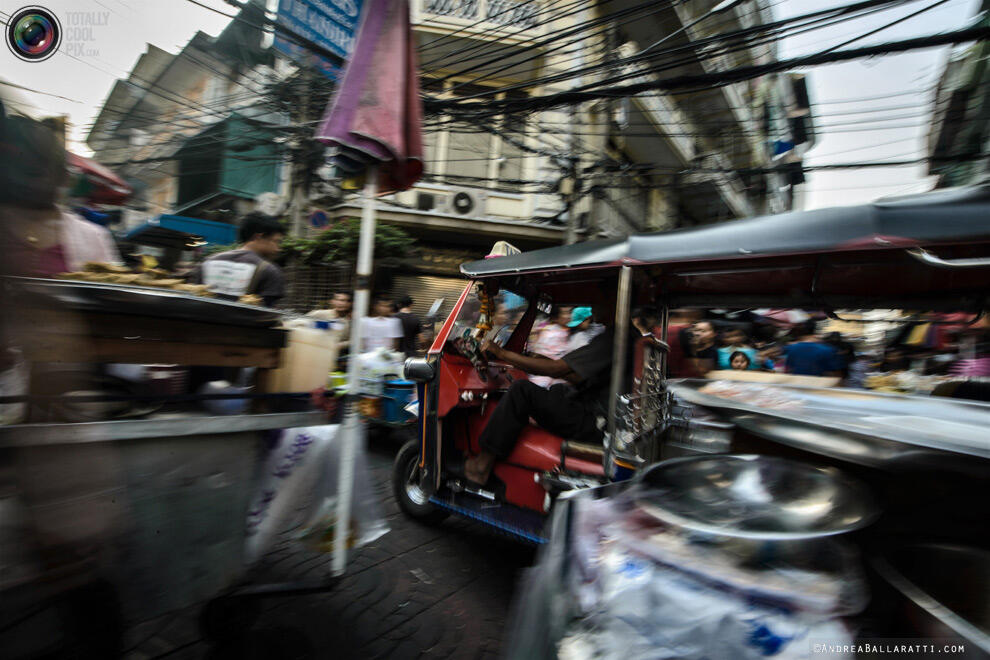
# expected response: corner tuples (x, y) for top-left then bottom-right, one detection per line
(387, 274), (470, 322)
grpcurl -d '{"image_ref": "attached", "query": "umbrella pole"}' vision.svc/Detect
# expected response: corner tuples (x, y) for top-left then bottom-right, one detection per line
(333, 164), (379, 576)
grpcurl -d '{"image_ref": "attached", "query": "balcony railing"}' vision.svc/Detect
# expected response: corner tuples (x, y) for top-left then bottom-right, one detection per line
(418, 0), (541, 34)
(423, 0), (479, 21)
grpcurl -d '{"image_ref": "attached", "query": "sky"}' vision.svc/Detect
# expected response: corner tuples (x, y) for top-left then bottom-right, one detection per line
(775, 0), (980, 208)
(0, 0), (233, 149)
(0, 0), (982, 210)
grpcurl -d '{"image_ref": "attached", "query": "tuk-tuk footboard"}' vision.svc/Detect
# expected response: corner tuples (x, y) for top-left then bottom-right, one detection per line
(428, 491), (548, 545)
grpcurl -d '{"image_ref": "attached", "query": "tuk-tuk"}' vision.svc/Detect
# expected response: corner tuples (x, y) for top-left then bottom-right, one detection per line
(391, 184), (990, 543)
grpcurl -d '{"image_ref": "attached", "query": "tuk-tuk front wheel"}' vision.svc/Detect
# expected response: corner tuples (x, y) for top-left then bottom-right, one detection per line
(393, 440), (448, 524)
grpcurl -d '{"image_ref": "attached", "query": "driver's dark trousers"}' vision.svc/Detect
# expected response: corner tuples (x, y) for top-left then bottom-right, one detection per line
(478, 380), (603, 458)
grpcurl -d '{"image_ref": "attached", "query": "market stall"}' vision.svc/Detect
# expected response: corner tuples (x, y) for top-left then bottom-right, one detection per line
(0, 275), (382, 656)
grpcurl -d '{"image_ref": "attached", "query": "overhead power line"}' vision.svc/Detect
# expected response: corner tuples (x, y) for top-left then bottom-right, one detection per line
(428, 0), (916, 103)
(426, 25), (989, 116)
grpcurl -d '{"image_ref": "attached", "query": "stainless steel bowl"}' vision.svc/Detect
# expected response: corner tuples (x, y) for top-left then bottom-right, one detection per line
(873, 544), (990, 656)
(635, 454), (879, 540)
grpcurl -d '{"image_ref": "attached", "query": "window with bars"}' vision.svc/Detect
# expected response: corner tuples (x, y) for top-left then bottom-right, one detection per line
(423, 79), (529, 192)
(422, 0), (538, 29)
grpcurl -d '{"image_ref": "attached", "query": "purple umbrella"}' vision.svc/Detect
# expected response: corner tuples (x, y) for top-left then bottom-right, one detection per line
(316, 0), (423, 193)
(313, 0), (423, 575)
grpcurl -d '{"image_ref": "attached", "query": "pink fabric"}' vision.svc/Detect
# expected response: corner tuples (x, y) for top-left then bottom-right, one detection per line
(530, 324), (570, 388)
(951, 357), (990, 378)
(59, 209), (121, 271)
(9, 237), (69, 277)
(2, 208), (117, 277)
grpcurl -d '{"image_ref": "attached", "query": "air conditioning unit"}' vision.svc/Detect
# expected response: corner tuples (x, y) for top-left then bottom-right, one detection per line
(443, 188), (487, 217)
(415, 191), (448, 212)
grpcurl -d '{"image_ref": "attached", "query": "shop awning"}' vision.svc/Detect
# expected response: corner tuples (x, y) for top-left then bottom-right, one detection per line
(125, 214), (237, 249)
(67, 152), (133, 205)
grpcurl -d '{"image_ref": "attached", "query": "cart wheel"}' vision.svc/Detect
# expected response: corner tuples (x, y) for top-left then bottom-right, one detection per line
(393, 440), (448, 524)
(199, 594), (260, 643)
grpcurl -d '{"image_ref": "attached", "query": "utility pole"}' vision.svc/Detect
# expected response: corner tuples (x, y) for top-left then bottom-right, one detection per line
(588, 16), (618, 240)
(563, 3), (593, 245)
(291, 69), (312, 237)
(563, 154), (580, 245)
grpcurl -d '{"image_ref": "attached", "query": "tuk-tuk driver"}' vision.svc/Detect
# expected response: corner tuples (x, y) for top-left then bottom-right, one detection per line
(463, 306), (660, 486)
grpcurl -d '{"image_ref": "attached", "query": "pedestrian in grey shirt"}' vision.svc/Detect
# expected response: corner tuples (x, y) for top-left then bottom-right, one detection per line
(191, 213), (285, 307)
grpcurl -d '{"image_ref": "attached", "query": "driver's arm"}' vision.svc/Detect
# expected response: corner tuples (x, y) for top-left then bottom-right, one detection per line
(482, 341), (583, 385)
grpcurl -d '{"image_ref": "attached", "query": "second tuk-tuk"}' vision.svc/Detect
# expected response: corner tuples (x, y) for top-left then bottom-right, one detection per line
(392, 184), (990, 543)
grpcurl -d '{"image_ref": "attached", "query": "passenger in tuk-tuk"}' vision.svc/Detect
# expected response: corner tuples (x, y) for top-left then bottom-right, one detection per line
(729, 350), (752, 371)
(461, 306), (660, 486)
(716, 328), (760, 371)
(666, 310), (704, 377)
(686, 320), (719, 375)
(528, 305), (571, 388)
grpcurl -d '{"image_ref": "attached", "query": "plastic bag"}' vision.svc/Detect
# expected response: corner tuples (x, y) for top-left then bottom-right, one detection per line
(244, 424), (387, 566)
(559, 543), (854, 659)
(356, 349), (404, 395)
(294, 420), (388, 553)
(548, 491), (862, 660)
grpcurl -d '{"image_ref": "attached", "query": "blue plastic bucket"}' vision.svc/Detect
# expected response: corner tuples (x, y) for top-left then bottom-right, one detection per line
(383, 379), (416, 423)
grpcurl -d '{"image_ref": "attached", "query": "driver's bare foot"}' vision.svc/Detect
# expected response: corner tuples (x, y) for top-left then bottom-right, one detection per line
(464, 452), (494, 485)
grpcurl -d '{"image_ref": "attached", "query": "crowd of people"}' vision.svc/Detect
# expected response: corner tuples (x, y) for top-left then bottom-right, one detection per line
(667, 310), (989, 395)
(670, 314), (863, 381)
(306, 291), (425, 363)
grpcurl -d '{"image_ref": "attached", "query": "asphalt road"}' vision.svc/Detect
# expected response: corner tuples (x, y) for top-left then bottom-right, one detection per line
(123, 435), (537, 660)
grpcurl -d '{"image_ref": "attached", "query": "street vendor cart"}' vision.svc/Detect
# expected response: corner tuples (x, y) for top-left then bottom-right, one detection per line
(0, 276), (377, 657)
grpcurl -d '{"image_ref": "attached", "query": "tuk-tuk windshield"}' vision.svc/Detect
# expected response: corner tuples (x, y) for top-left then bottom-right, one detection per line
(450, 283), (530, 347)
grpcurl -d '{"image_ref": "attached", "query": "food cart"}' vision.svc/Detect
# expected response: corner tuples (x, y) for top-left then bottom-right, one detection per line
(0, 275), (376, 656)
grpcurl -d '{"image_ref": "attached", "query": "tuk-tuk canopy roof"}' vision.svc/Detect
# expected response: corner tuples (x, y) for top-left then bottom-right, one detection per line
(460, 185), (990, 278)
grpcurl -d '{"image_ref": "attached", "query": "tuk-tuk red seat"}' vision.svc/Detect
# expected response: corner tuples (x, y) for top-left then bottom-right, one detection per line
(506, 426), (605, 476)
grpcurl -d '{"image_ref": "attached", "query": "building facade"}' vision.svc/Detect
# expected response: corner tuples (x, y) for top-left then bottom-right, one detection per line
(86, 3), (286, 231)
(927, 0), (989, 188)
(87, 0), (813, 313)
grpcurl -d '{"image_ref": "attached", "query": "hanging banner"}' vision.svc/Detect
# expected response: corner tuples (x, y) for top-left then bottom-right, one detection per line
(274, 0), (364, 79)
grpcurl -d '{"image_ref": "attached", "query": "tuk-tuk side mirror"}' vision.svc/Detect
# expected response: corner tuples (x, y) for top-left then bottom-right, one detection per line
(404, 357), (435, 383)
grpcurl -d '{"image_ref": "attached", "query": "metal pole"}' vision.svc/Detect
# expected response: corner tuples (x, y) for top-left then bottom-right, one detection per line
(564, 4), (591, 246)
(332, 164), (378, 576)
(291, 186), (306, 237)
(606, 265), (633, 443)
(292, 69), (313, 238)
(659, 303), (670, 381)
